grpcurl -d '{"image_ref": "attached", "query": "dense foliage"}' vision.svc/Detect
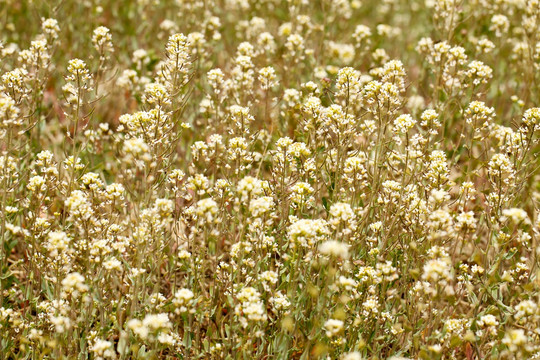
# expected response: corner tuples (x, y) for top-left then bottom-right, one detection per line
(1, 0), (540, 359)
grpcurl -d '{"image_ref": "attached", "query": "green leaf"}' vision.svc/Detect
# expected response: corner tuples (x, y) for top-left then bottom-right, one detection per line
(322, 197), (329, 212)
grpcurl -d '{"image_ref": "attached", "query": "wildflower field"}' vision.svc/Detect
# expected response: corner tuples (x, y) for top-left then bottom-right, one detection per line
(1, 0), (540, 359)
